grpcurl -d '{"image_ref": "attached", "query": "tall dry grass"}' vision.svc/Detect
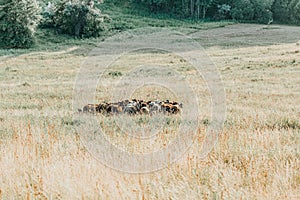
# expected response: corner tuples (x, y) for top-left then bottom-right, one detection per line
(0, 25), (299, 199)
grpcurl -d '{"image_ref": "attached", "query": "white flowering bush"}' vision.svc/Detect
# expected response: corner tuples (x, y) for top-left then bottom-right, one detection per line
(41, 0), (108, 38)
(214, 4), (231, 20)
(40, 2), (57, 28)
(0, 0), (40, 48)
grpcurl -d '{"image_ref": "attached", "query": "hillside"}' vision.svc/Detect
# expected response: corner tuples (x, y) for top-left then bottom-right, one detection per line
(0, 2), (299, 199)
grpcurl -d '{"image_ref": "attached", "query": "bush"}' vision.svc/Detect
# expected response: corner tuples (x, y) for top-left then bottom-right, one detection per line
(289, 0), (300, 24)
(231, 0), (274, 23)
(214, 4), (231, 20)
(271, 0), (300, 25)
(231, 0), (254, 21)
(41, 0), (108, 38)
(0, 0), (40, 48)
(251, 0), (274, 24)
(271, 0), (290, 22)
(40, 2), (57, 28)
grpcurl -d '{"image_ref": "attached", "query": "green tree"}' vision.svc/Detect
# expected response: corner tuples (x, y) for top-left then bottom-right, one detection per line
(271, 0), (290, 22)
(0, 0), (40, 48)
(231, 0), (254, 21)
(251, 0), (274, 24)
(289, 0), (300, 24)
(50, 0), (107, 38)
(196, 0), (213, 19)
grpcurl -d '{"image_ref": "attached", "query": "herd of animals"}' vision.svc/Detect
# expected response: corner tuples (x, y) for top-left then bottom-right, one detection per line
(79, 99), (183, 116)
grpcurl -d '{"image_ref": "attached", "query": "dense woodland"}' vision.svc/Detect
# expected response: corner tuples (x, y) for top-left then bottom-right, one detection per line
(131, 0), (300, 24)
(0, 0), (299, 48)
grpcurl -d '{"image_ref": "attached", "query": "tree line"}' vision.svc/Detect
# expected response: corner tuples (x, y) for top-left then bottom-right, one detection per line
(0, 0), (299, 49)
(131, 0), (300, 24)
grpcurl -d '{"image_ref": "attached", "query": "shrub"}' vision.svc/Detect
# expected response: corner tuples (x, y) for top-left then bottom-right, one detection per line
(41, 0), (108, 38)
(271, 0), (300, 25)
(271, 0), (290, 22)
(231, 0), (254, 21)
(289, 0), (300, 24)
(231, 0), (274, 23)
(251, 0), (274, 24)
(0, 0), (40, 48)
(40, 2), (57, 28)
(214, 4), (231, 20)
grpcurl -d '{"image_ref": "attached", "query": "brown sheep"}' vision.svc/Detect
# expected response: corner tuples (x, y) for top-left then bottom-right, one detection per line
(83, 104), (99, 113)
(170, 103), (183, 114)
(140, 106), (150, 115)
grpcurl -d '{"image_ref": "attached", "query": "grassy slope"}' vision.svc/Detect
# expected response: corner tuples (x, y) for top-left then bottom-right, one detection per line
(0, 1), (234, 57)
(0, 2), (300, 200)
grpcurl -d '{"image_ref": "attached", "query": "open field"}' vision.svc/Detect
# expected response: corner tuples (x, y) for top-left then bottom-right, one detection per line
(0, 24), (300, 199)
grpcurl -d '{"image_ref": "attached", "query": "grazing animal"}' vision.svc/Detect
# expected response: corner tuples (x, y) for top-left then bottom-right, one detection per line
(124, 106), (137, 115)
(140, 106), (150, 115)
(106, 104), (121, 114)
(149, 101), (162, 115)
(83, 104), (99, 113)
(171, 102), (183, 114)
(124, 101), (138, 115)
(95, 103), (108, 113)
(171, 105), (180, 114)
(140, 102), (148, 108)
(80, 99), (183, 116)
(161, 103), (172, 114)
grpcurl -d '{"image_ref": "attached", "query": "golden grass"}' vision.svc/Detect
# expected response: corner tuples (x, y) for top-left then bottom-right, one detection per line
(0, 24), (299, 199)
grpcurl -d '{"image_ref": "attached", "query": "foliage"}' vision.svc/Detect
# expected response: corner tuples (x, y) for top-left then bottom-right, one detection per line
(289, 0), (300, 25)
(251, 0), (274, 24)
(214, 4), (231, 20)
(40, 0), (108, 38)
(127, 0), (300, 24)
(231, 0), (254, 21)
(40, 2), (57, 28)
(0, 0), (41, 48)
(129, 0), (215, 19)
(271, 0), (290, 22)
(271, 0), (300, 24)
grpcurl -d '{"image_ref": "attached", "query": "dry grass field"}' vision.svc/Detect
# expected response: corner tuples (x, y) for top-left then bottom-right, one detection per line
(0, 24), (300, 199)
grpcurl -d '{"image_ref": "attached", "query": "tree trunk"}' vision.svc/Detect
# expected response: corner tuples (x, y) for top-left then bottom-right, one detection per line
(182, 0), (184, 16)
(190, 0), (194, 18)
(202, 5), (206, 19)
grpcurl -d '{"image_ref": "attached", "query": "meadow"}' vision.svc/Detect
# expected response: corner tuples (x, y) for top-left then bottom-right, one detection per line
(0, 22), (299, 199)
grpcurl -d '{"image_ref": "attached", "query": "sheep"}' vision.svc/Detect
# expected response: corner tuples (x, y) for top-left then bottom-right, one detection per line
(171, 103), (183, 114)
(161, 103), (172, 114)
(140, 106), (150, 115)
(80, 99), (182, 116)
(82, 104), (99, 113)
(124, 102), (138, 115)
(149, 101), (162, 115)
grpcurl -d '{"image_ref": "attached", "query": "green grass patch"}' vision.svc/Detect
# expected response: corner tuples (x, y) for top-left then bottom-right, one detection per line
(0, 1), (234, 57)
